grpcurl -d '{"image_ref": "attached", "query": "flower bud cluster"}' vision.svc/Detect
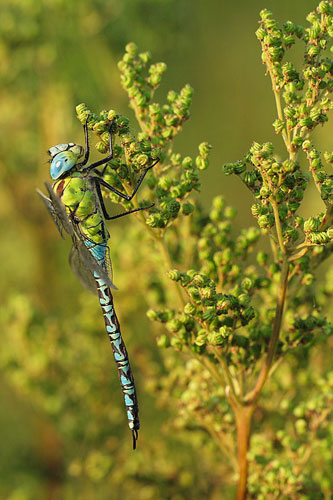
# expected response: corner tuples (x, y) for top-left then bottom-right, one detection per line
(145, 144), (210, 229)
(148, 265), (258, 357)
(302, 140), (333, 202)
(224, 142), (314, 245)
(76, 102), (159, 209)
(118, 42), (193, 154)
(256, 5), (332, 157)
(286, 313), (333, 349)
(248, 370), (333, 498)
(153, 358), (234, 437)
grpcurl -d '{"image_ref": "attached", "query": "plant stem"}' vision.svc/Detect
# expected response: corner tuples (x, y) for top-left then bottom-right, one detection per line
(232, 258), (290, 497)
(213, 347), (239, 405)
(246, 257), (289, 404)
(158, 233), (186, 308)
(235, 405), (254, 500)
(270, 199), (285, 254)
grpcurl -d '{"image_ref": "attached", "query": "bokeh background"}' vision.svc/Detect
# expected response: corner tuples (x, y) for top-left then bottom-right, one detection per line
(0, 0), (331, 499)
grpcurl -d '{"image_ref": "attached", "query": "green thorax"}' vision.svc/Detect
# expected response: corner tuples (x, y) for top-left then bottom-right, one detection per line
(53, 172), (109, 245)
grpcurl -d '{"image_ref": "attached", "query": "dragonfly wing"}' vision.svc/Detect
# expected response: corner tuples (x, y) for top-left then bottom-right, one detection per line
(70, 243), (117, 294)
(104, 245), (116, 289)
(38, 182), (117, 292)
(70, 245), (99, 295)
(36, 188), (68, 239)
(43, 182), (75, 236)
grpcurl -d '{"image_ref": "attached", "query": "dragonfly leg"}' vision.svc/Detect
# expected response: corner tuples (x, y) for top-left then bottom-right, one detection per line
(78, 121), (90, 167)
(95, 157), (160, 202)
(94, 178), (154, 220)
(82, 124), (114, 173)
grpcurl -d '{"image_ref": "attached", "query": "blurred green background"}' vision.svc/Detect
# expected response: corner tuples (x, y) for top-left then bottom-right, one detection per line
(0, 0), (330, 499)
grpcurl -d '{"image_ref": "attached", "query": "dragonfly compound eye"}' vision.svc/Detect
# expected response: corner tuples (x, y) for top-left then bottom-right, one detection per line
(50, 151), (78, 179)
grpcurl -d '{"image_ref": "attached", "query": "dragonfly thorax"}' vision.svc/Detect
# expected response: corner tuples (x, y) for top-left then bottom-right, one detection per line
(48, 143), (84, 180)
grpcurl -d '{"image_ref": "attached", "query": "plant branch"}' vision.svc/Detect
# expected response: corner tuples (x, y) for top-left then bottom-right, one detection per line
(245, 257), (290, 404)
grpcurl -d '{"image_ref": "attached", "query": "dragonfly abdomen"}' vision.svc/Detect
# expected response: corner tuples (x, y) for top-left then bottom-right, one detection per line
(94, 274), (140, 448)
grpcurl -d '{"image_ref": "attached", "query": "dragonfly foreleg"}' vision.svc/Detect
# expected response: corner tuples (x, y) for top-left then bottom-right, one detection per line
(83, 123), (114, 174)
(94, 178), (154, 220)
(78, 122), (90, 167)
(95, 157), (160, 204)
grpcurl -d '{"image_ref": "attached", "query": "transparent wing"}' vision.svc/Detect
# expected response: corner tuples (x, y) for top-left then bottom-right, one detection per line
(37, 188), (69, 239)
(69, 245), (99, 295)
(38, 182), (117, 292)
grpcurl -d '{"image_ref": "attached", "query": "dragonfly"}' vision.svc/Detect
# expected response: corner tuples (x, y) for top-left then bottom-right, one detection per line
(37, 121), (159, 449)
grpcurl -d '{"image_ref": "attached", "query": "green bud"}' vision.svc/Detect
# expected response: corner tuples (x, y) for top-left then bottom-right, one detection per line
(284, 33), (296, 46)
(76, 103), (90, 123)
(170, 337), (183, 350)
(295, 25), (304, 38)
(299, 117), (314, 128)
(257, 252), (268, 266)
(196, 155), (209, 170)
(295, 418), (307, 434)
(268, 46), (284, 62)
(256, 28), (267, 40)
(158, 176), (172, 190)
(139, 51), (151, 64)
(258, 214), (274, 228)
(238, 294), (250, 307)
(208, 331), (224, 345)
(182, 156), (193, 170)
(167, 90), (177, 103)
(273, 119), (285, 133)
(184, 303), (196, 315)
(315, 170), (327, 182)
(304, 217), (320, 232)
(224, 206), (237, 219)
(301, 273), (314, 285)
(209, 207), (223, 222)
(195, 329), (207, 346)
(307, 45), (320, 57)
(157, 335), (170, 348)
(95, 141), (108, 154)
(201, 306), (215, 322)
(125, 42), (138, 55)
(259, 186), (270, 198)
(199, 142), (212, 157)
(283, 21), (295, 34)
(193, 274), (207, 287)
(146, 309), (158, 321)
(318, 1), (330, 13)
(308, 231), (330, 244)
(187, 286), (201, 303)
(233, 161), (247, 174)
(146, 213), (166, 228)
(168, 270), (181, 281)
(308, 22), (321, 39)
(166, 319), (182, 333)
(260, 9), (273, 20)
(223, 163), (234, 175)
(182, 202), (195, 215)
(167, 199), (180, 218)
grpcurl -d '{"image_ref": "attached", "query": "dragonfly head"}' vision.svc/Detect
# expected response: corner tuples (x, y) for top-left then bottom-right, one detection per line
(48, 143), (84, 180)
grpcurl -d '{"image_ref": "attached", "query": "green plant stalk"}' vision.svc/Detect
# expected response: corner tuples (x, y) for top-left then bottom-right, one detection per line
(270, 198), (286, 254)
(196, 412), (238, 470)
(232, 257), (289, 499)
(158, 233), (186, 308)
(212, 346), (239, 406)
(246, 257), (290, 404)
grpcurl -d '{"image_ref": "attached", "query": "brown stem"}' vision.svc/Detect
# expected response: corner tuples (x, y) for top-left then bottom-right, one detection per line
(235, 405), (254, 500)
